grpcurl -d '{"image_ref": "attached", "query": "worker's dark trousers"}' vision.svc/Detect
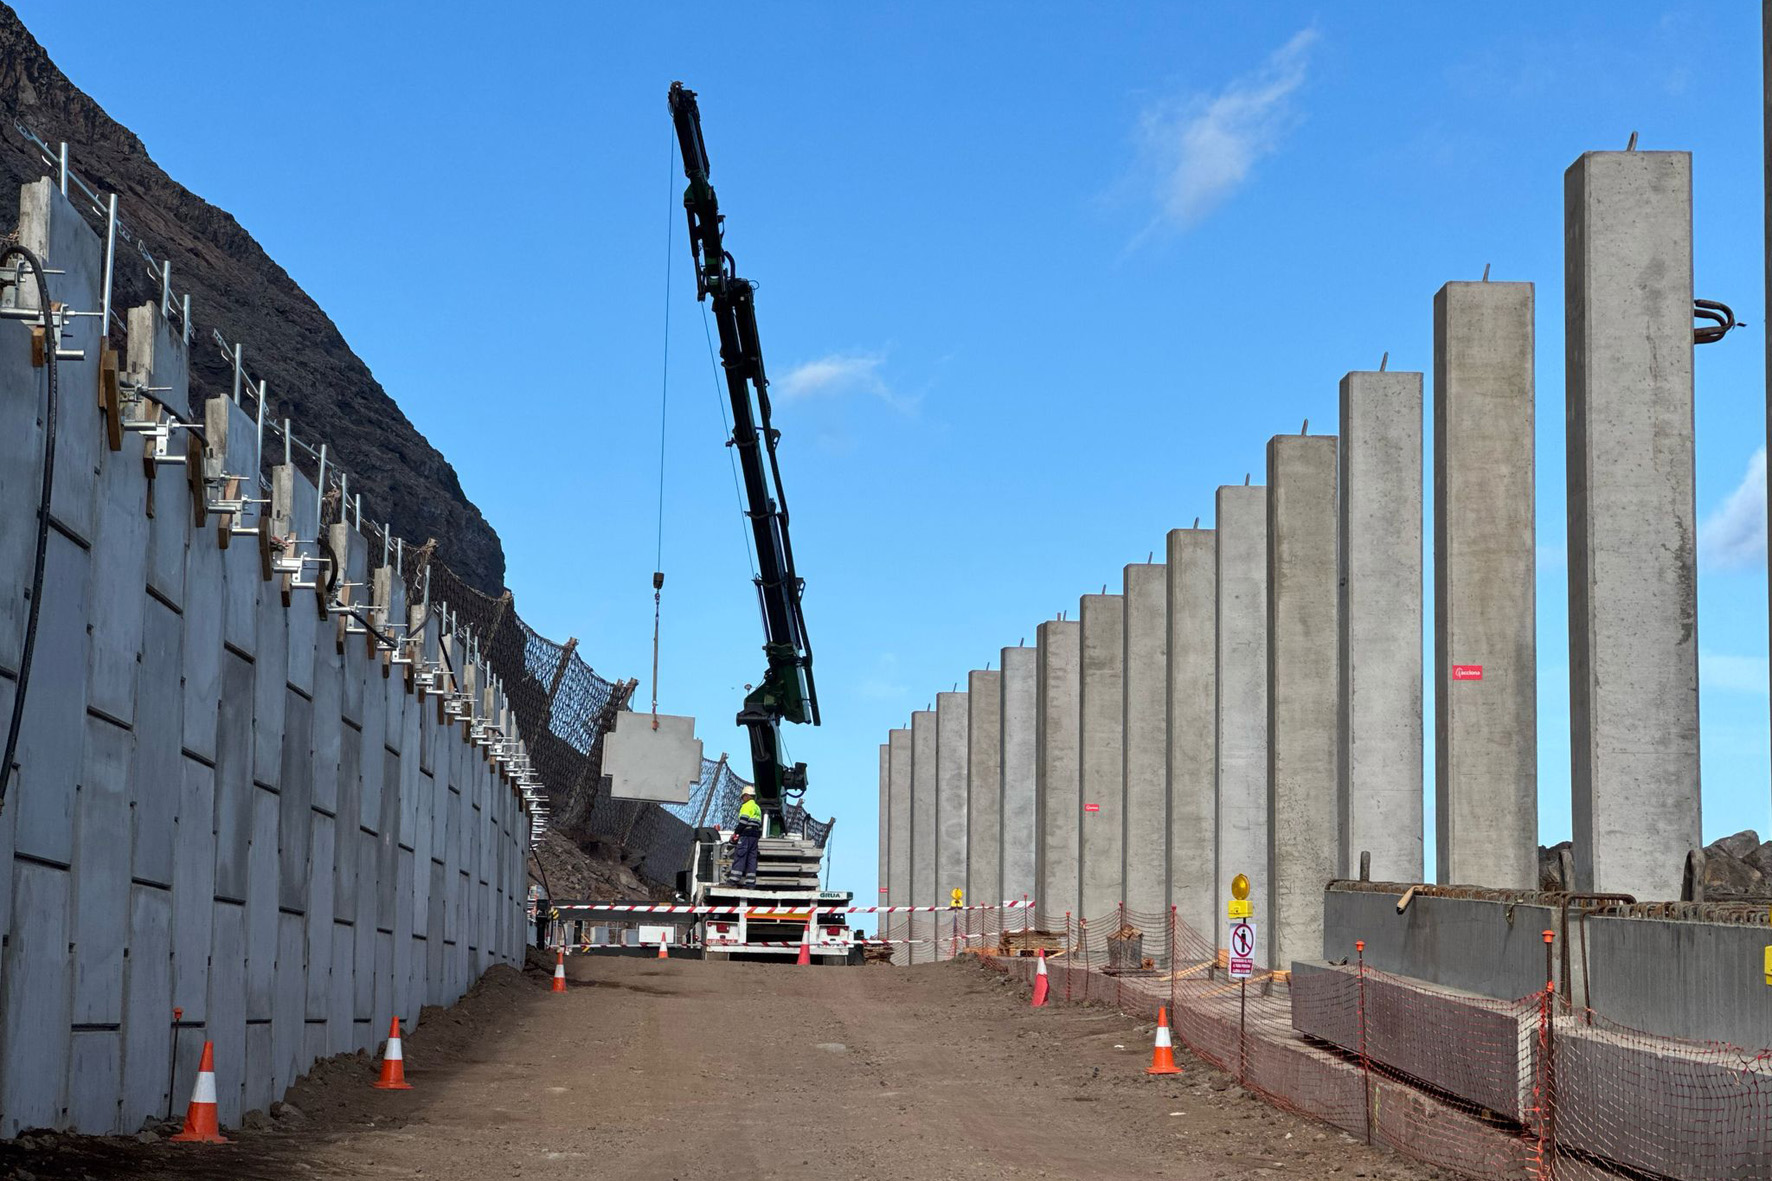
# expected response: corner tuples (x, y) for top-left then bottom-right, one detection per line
(730, 828), (760, 883)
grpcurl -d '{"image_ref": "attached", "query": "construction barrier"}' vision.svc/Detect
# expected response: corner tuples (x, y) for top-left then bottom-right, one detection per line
(953, 903), (1770, 1180)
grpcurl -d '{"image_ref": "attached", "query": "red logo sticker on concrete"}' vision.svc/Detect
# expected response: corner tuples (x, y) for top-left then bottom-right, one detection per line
(1452, 665), (1484, 681)
(1084, 803), (1100, 813)
(879, 887), (888, 893)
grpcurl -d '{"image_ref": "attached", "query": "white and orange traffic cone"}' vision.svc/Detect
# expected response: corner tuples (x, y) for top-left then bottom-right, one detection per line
(657, 936), (669, 960)
(373, 1016), (413, 1090)
(169, 1040), (230, 1144)
(552, 949), (567, 993)
(1145, 1006), (1184, 1075)
(1031, 949), (1050, 1008)
(796, 921), (812, 966)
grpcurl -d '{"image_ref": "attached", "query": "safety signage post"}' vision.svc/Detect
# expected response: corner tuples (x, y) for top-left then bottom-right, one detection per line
(1227, 873), (1253, 1083)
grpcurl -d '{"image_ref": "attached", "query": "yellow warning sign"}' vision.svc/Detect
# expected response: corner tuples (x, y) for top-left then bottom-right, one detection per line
(950, 888), (964, 908)
(1227, 899), (1252, 919)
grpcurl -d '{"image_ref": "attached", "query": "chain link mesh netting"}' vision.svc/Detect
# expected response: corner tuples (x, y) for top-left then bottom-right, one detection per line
(888, 903), (1772, 1179)
(397, 547), (832, 890)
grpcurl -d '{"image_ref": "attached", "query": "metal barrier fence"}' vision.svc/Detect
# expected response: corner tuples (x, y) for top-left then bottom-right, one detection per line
(936, 904), (1772, 1180)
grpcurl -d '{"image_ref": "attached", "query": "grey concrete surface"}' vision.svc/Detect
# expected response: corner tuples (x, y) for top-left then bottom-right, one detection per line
(1035, 619), (1081, 923)
(935, 691), (970, 917)
(1078, 594), (1125, 924)
(877, 743), (890, 914)
(998, 646), (1037, 907)
(1338, 371), (1423, 883)
(1267, 435), (1339, 973)
(1166, 527), (1216, 945)
(1121, 564), (1167, 922)
(1564, 151), (1700, 901)
(909, 709), (938, 962)
(966, 670), (1001, 906)
(1215, 486), (1268, 963)
(887, 728), (912, 946)
(1433, 281), (1538, 889)
(0, 177), (531, 1136)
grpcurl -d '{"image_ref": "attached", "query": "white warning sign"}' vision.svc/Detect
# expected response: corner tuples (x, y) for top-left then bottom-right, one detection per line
(1228, 920), (1256, 980)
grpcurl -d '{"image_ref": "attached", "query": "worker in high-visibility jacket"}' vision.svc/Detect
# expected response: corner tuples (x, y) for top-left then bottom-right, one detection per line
(726, 785), (763, 887)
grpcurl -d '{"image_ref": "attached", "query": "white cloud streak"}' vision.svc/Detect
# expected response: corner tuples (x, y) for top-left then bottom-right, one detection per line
(777, 351), (915, 412)
(1137, 28), (1318, 231)
(1700, 446), (1766, 571)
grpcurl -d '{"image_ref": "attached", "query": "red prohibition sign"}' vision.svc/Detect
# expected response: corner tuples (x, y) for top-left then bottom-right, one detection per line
(1231, 923), (1254, 957)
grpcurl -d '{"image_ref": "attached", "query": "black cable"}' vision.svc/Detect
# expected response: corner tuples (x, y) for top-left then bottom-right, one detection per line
(0, 243), (57, 814)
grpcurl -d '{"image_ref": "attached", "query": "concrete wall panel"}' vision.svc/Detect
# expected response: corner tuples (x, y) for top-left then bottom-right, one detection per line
(245, 787), (278, 1020)
(133, 597), (183, 887)
(212, 652), (255, 902)
(1078, 594), (1124, 923)
(935, 691), (970, 912)
(966, 671), (1001, 907)
(14, 531), (88, 865)
(1035, 620), (1081, 923)
(1216, 486), (1268, 962)
(1166, 528), (1216, 944)
(68, 1030), (120, 1134)
(909, 710), (937, 962)
(74, 716), (131, 1024)
(121, 883), (173, 1129)
(998, 646), (1037, 908)
(205, 901), (246, 1127)
(1122, 564), (1167, 920)
(171, 758), (216, 1022)
(0, 860), (71, 1136)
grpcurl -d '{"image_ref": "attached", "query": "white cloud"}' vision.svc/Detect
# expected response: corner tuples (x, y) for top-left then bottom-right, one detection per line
(779, 352), (889, 400)
(1136, 28), (1318, 232)
(1701, 651), (1770, 696)
(1699, 446), (1766, 571)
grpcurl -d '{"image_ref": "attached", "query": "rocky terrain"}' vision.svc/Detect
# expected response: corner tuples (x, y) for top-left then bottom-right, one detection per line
(0, 3), (505, 593)
(1539, 832), (1772, 901)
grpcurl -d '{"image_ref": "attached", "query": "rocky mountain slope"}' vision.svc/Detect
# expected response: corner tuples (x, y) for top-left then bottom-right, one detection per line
(0, 3), (505, 593)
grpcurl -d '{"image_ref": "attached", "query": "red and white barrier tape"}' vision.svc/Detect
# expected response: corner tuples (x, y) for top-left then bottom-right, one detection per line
(554, 900), (1036, 916)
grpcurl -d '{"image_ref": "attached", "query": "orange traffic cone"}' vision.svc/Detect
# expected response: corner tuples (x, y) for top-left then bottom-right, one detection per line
(657, 936), (669, 959)
(796, 921), (812, 966)
(1145, 1006), (1184, 1075)
(169, 1040), (230, 1143)
(373, 1016), (413, 1090)
(1031, 949), (1050, 1008)
(552, 949), (567, 993)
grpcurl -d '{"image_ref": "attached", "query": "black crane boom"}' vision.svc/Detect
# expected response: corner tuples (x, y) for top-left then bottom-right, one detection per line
(667, 81), (819, 827)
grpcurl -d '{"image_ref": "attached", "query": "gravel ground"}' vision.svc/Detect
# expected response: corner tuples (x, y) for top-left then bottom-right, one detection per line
(0, 956), (1451, 1181)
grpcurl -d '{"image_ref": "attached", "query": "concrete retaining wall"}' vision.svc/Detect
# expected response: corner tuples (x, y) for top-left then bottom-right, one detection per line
(0, 179), (531, 1136)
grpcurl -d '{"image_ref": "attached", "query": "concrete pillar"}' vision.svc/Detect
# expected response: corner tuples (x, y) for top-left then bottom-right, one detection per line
(877, 742), (890, 918)
(1166, 527), (1216, 944)
(1565, 150), (1700, 901)
(887, 728), (912, 949)
(1338, 371), (1424, 883)
(909, 710), (938, 963)
(1267, 435), (1339, 971)
(935, 691), (969, 955)
(999, 646), (1038, 909)
(1035, 620), (1081, 924)
(1216, 487), (1268, 963)
(1434, 281), (1538, 888)
(966, 671), (1002, 908)
(1121, 565), (1168, 922)
(1078, 594), (1124, 924)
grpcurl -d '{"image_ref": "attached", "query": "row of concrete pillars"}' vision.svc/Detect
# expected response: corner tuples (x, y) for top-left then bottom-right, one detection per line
(876, 148), (1708, 970)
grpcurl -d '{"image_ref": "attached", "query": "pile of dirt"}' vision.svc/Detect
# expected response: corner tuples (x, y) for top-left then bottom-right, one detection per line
(529, 829), (667, 901)
(0, 3), (505, 593)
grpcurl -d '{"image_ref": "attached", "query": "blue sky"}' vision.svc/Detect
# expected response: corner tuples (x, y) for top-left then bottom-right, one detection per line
(20, 3), (1772, 901)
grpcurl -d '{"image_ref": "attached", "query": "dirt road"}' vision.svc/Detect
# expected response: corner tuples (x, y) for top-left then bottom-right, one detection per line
(1, 956), (1446, 1181)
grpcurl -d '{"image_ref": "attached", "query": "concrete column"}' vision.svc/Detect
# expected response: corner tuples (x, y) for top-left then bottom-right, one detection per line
(1566, 150), (1700, 901)
(1267, 435), (1339, 971)
(909, 710), (938, 963)
(1167, 527), (1216, 944)
(935, 691), (969, 955)
(887, 728), (912, 949)
(999, 646), (1037, 910)
(1434, 281), (1538, 888)
(1339, 371), (1424, 883)
(1216, 487), (1268, 963)
(877, 742), (890, 917)
(1121, 565), (1168, 922)
(966, 671), (1002, 908)
(1078, 594), (1124, 924)
(1035, 620), (1081, 924)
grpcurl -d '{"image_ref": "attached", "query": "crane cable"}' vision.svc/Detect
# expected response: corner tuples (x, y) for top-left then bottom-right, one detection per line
(651, 123), (673, 731)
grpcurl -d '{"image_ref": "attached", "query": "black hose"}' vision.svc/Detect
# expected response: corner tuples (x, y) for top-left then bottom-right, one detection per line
(0, 243), (57, 813)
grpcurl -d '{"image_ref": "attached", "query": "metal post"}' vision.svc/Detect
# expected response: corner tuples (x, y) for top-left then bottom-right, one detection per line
(57, 142), (67, 195)
(101, 193), (117, 331)
(1238, 979), (1247, 1084)
(254, 380), (265, 473)
(315, 443), (328, 525)
(1540, 928), (1557, 1179)
(1357, 940), (1371, 1144)
(181, 293), (191, 345)
(160, 259), (171, 320)
(167, 1006), (183, 1120)
(231, 343), (243, 405)
(1168, 905), (1177, 1012)
(283, 419), (291, 467)
(1064, 912), (1072, 1003)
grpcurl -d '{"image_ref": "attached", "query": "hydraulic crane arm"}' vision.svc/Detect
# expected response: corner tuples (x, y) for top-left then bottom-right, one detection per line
(668, 81), (819, 826)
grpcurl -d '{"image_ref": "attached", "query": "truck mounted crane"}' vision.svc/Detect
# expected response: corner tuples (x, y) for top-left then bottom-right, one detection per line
(665, 81), (855, 961)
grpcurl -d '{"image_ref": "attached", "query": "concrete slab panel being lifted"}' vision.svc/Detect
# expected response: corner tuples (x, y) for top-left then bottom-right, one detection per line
(603, 712), (703, 804)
